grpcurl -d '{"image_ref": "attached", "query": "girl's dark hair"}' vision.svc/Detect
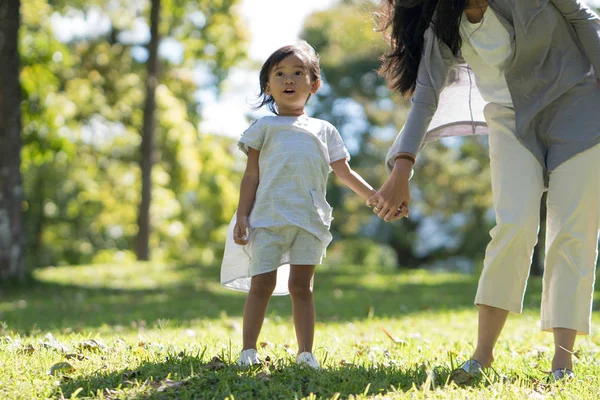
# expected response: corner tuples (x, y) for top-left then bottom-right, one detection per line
(377, 0), (468, 97)
(255, 41), (321, 114)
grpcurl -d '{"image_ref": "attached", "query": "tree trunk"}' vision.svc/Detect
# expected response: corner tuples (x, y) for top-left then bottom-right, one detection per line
(0, 0), (26, 280)
(136, 0), (161, 260)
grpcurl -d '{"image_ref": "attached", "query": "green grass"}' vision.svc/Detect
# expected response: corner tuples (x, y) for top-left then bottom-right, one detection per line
(1, 261), (600, 399)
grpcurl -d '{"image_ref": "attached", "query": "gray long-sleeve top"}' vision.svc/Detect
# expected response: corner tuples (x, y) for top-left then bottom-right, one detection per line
(386, 0), (600, 179)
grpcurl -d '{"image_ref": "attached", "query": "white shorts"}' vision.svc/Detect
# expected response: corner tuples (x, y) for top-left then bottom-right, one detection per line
(249, 226), (323, 277)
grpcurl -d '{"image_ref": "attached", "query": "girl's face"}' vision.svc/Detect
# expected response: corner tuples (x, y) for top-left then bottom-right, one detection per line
(266, 54), (320, 116)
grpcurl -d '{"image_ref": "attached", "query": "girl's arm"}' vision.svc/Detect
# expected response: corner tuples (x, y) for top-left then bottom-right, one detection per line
(330, 158), (376, 200)
(234, 148), (259, 245)
(331, 158), (409, 221)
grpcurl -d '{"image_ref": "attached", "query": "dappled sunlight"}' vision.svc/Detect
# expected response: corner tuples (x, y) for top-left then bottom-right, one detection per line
(3, 261), (599, 336)
(2, 261), (600, 398)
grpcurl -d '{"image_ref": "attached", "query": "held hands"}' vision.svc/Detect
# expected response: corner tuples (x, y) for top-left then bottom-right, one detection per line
(233, 215), (250, 245)
(366, 160), (412, 222)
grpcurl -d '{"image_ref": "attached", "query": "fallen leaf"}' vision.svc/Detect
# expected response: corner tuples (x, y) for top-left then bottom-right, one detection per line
(65, 353), (88, 361)
(79, 339), (107, 352)
(18, 345), (36, 355)
(259, 341), (273, 348)
(42, 333), (70, 353)
(157, 379), (186, 392)
(380, 327), (408, 346)
(104, 388), (120, 399)
(206, 356), (225, 371)
(48, 361), (75, 376)
(123, 370), (140, 379)
(134, 347), (149, 357)
(257, 372), (271, 382)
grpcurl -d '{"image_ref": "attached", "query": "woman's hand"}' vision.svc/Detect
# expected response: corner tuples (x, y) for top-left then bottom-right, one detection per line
(367, 158), (412, 222)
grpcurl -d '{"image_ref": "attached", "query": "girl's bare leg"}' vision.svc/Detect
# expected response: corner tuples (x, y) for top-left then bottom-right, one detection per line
(242, 270), (277, 350)
(288, 265), (316, 354)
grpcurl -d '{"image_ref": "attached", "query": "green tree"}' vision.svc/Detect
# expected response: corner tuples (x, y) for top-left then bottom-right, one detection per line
(19, 0), (248, 267)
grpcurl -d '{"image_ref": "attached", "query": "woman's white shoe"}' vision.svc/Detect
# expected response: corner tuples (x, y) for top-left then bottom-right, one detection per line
(551, 368), (575, 382)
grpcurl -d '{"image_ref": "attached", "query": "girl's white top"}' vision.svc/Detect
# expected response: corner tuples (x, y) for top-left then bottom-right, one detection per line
(459, 8), (513, 107)
(220, 115), (350, 295)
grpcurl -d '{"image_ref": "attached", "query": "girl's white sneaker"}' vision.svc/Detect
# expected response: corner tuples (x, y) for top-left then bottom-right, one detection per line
(237, 349), (260, 366)
(295, 352), (320, 369)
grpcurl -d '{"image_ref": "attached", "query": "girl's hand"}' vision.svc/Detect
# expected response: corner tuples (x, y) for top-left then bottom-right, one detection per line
(234, 215), (250, 245)
(366, 159), (412, 222)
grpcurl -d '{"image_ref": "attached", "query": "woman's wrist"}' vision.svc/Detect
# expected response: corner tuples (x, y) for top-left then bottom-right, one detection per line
(392, 157), (413, 177)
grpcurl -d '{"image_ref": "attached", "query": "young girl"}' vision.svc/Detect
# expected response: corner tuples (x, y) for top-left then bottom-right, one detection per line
(221, 42), (407, 369)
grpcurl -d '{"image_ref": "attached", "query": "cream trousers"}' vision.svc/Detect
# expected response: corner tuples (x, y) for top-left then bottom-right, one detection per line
(475, 103), (600, 334)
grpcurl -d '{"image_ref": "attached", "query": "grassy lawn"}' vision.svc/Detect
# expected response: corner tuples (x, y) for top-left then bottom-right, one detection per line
(1, 261), (600, 399)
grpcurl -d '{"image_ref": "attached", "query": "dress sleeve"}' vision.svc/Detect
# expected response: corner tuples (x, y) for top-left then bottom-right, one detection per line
(238, 119), (265, 154)
(549, 0), (600, 79)
(327, 125), (350, 163)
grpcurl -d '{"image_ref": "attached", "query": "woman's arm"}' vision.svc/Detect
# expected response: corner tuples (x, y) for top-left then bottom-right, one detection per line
(384, 27), (453, 173)
(385, 97), (436, 173)
(550, 0), (600, 79)
(373, 48), (442, 222)
(234, 148), (259, 245)
(373, 28), (453, 222)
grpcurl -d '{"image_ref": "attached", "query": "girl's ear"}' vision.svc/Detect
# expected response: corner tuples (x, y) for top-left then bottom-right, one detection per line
(265, 83), (271, 96)
(311, 79), (321, 94)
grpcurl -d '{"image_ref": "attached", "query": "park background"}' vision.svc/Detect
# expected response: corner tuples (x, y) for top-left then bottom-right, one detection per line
(1, 0), (600, 398)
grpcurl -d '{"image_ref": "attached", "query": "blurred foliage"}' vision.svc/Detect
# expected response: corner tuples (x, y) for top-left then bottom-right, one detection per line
(302, 0), (493, 268)
(20, 0), (247, 268)
(325, 238), (398, 272)
(18, 0), (597, 271)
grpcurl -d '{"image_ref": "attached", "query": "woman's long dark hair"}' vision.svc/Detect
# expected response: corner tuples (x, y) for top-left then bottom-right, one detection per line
(377, 0), (468, 97)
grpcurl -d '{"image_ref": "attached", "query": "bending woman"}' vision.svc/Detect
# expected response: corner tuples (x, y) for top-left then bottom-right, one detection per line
(369, 0), (600, 382)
